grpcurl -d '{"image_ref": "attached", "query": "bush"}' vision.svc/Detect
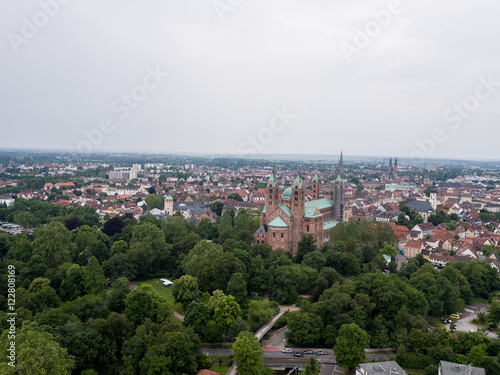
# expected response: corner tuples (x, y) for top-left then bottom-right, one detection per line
(396, 349), (433, 369)
(274, 313), (288, 330)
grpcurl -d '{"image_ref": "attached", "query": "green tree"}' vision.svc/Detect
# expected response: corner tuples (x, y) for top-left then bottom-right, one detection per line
(286, 311), (323, 346)
(145, 193), (163, 209)
(213, 293), (242, 329)
(83, 256), (107, 294)
(379, 243), (397, 258)
(172, 275), (201, 311)
(467, 344), (487, 367)
(110, 240), (128, 256)
(124, 288), (156, 325)
(32, 222), (72, 268)
(334, 323), (369, 371)
(210, 201), (224, 217)
(14, 211), (37, 228)
(247, 299), (274, 332)
(161, 216), (190, 243)
(129, 223), (170, 278)
(184, 301), (211, 337)
(295, 234), (317, 263)
(303, 357), (320, 375)
(488, 301), (500, 324)
(0, 322), (75, 374)
(232, 331), (265, 375)
(226, 272), (248, 304)
(106, 277), (131, 313)
(182, 241), (246, 292)
(60, 264), (85, 301)
(228, 192), (243, 201)
(102, 253), (136, 281)
(302, 250), (327, 271)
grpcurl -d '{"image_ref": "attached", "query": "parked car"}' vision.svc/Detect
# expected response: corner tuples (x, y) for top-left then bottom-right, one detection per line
(303, 350), (313, 355)
(282, 348), (292, 353)
(294, 352), (304, 357)
(316, 351), (328, 355)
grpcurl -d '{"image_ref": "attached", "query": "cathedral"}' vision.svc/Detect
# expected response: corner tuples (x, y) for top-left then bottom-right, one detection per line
(255, 167), (345, 254)
(381, 158), (398, 182)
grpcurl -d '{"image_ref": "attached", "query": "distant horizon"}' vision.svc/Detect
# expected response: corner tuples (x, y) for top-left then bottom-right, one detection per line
(1, 147), (500, 164)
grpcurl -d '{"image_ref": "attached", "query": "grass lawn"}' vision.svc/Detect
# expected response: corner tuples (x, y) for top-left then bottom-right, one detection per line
(405, 369), (425, 375)
(430, 317), (445, 328)
(134, 279), (183, 315)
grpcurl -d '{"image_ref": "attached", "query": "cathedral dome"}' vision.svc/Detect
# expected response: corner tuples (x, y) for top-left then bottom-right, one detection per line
(282, 187), (292, 199)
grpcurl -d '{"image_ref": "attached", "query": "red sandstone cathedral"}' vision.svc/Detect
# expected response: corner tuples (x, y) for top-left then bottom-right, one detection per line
(255, 162), (345, 254)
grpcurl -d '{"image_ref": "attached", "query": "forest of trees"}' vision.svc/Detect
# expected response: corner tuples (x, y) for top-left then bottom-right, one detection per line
(1, 199), (500, 373)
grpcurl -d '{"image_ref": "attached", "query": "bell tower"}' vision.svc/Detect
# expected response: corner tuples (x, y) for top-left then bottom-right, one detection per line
(291, 173), (305, 254)
(266, 170), (279, 217)
(312, 174), (319, 200)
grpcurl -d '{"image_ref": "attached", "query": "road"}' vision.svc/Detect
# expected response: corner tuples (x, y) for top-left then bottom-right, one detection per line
(202, 348), (393, 362)
(455, 312), (498, 338)
(395, 252), (407, 270)
(319, 363), (345, 375)
(225, 305), (300, 375)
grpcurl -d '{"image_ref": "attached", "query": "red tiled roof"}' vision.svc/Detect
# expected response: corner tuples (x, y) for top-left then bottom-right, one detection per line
(196, 370), (221, 375)
(405, 240), (424, 249)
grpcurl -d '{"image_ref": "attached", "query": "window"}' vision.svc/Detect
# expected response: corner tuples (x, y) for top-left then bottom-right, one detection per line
(273, 232), (275, 238)
(281, 233), (283, 238)
(307, 225), (309, 232)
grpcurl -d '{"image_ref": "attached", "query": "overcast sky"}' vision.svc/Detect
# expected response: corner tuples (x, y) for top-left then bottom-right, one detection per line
(1, 0), (499, 160)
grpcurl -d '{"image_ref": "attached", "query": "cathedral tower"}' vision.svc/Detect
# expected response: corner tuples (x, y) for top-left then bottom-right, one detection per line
(333, 174), (344, 222)
(266, 171), (280, 217)
(312, 174), (319, 201)
(291, 173), (305, 253)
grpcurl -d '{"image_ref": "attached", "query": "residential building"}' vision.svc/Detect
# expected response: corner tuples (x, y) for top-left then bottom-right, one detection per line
(403, 240), (424, 258)
(357, 361), (406, 375)
(438, 361), (485, 375)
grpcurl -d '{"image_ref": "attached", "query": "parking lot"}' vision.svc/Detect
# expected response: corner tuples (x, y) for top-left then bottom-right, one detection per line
(450, 312), (498, 339)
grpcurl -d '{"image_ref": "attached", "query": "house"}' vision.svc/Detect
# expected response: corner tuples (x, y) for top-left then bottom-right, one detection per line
(406, 200), (435, 222)
(421, 249), (431, 260)
(464, 302), (488, 314)
(0, 194), (15, 207)
(403, 240), (424, 258)
(357, 361), (406, 375)
(196, 370), (220, 375)
(438, 361), (485, 375)
(412, 222), (435, 238)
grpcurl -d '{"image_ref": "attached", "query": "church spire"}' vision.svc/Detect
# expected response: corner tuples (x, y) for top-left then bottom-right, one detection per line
(267, 170), (278, 187)
(338, 151), (344, 175)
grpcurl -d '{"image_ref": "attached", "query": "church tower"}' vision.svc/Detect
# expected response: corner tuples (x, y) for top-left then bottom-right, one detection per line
(266, 170), (280, 217)
(388, 158), (393, 176)
(164, 194), (174, 216)
(394, 158), (398, 178)
(429, 184), (438, 211)
(312, 174), (319, 201)
(333, 174), (344, 222)
(291, 173), (305, 254)
(338, 151), (344, 175)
